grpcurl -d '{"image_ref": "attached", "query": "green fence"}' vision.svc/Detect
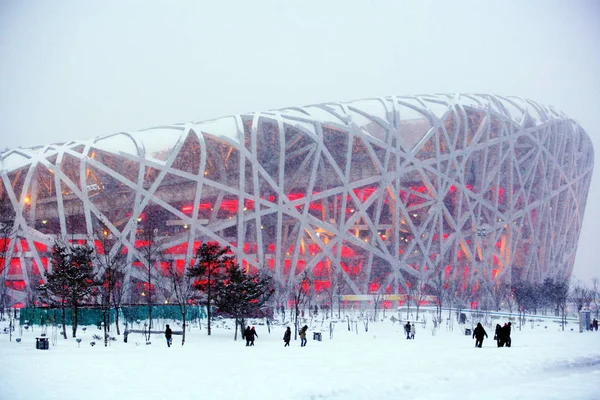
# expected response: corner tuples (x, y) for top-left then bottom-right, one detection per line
(19, 305), (207, 326)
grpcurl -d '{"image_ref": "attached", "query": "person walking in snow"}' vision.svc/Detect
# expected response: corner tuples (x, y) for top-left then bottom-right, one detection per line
(283, 327), (291, 347)
(249, 326), (258, 346)
(299, 325), (308, 347)
(165, 324), (173, 348)
(410, 322), (416, 339)
(472, 322), (488, 348)
(501, 322), (512, 347)
(244, 326), (252, 346)
(405, 322), (411, 339)
(494, 324), (503, 347)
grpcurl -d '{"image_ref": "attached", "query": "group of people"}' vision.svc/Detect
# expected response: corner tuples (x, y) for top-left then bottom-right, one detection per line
(243, 326), (259, 346)
(494, 322), (512, 347)
(163, 320), (517, 349)
(282, 325), (308, 347)
(472, 322), (512, 348)
(404, 322), (416, 339)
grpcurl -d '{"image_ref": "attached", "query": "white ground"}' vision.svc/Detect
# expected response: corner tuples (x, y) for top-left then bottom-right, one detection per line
(1, 315), (599, 400)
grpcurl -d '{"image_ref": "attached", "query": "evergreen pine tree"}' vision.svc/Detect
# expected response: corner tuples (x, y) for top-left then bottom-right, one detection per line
(38, 242), (98, 338)
(188, 242), (232, 335)
(214, 263), (274, 340)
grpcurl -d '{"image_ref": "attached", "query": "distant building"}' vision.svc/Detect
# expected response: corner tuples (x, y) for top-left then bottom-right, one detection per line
(0, 94), (594, 307)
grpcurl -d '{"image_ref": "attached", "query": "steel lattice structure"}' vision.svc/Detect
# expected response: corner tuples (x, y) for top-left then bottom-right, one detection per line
(0, 94), (594, 307)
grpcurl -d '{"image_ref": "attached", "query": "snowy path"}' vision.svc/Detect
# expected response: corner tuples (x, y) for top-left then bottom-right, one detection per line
(1, 322), (599, 400)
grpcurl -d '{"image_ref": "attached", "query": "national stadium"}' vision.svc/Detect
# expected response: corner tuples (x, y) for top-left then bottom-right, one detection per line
(0, 94), (594, 307)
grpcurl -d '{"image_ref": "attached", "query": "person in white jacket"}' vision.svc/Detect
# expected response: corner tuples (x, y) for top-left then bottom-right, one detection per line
(410, 323), (416, 339)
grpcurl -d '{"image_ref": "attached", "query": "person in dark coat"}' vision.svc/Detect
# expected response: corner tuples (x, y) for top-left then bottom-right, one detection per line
(244, 326), (251, 346)
(283, 327), (291, 347)
(165, 324), (173, 348)
(405, 322), (411, 339)
(249, 326), (258, 346)
(472, 322), (488, 348)
(501, 322), (512, 347)
(494, 324), (503, 347)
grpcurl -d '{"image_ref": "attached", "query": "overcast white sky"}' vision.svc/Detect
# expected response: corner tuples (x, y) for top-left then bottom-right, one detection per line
(0, 0), (598, 283)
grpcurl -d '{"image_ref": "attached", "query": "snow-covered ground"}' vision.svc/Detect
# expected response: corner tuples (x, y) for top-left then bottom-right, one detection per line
(1, 316), (599, 400)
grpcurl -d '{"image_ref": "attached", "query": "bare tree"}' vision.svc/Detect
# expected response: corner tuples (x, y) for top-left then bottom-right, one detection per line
(137, 210), (165, 339)
(330, 269), (349, 319)
(370, 290), (386, 322)
(291, 270), (312, 340)
(481, 276), (511, 312)
(405, 272), (427, 321)
(448, 269), (476, 324)
(554, 276), (570, 331)
(94, 231), (128, 346)
(271, 281), (289, 321)
(591, 278), (599, 319)
(503, 286), (517, 313)
(0, 197), (15, 317)
(570, 279), (593, 313)
(164, 259), (195, 345)
(425, 263), (448, 326)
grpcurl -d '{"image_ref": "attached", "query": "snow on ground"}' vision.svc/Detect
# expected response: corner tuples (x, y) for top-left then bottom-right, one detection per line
(1, 316), (599, 400)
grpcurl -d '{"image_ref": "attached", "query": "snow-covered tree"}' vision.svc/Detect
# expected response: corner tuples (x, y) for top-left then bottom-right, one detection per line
(213, 263), (274, 340)
(38, 242), (98, 338)
(188, 242), (232, 335)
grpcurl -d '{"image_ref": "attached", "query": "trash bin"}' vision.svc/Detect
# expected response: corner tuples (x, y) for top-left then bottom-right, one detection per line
(464, 328), (472, 336)
(313, 332), (322, 341)
(36, 337), (49, 350)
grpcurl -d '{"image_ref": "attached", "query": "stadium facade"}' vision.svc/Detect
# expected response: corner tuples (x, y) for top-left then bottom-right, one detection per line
(0, 94), (594, 307)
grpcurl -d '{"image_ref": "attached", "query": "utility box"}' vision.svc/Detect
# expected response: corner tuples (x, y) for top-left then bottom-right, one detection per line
(579, 310), (591, 332)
